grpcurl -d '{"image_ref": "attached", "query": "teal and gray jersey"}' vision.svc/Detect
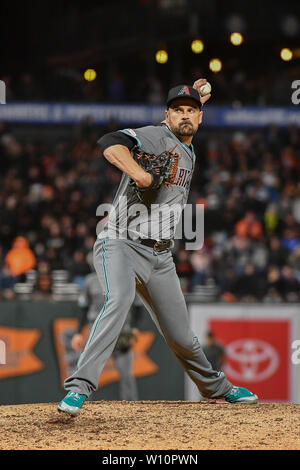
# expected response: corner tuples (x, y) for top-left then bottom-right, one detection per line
(98, 124), (196, 241)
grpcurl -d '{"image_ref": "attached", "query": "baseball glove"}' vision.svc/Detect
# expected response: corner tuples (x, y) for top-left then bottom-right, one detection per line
(114, 331), (135, 353)
(130, 145), (180, 192)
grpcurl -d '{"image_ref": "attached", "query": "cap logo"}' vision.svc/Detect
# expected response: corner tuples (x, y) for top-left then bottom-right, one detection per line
(178, 86), (190, 96)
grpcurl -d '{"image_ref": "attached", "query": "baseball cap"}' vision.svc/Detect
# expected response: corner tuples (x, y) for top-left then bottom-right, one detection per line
(166, 85), (201, 107)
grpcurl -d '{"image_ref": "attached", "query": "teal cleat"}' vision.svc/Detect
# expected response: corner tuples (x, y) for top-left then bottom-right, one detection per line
(225, 386), (258, 404)
(58, 391), (87, 416)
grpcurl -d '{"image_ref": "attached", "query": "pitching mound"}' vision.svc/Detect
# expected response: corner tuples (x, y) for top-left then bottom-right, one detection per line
(0, 401), (299, 450)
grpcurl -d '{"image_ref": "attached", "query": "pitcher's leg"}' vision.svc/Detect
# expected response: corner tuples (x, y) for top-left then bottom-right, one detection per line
(140, 254), (232, 399)
(64, 238), (136, 397)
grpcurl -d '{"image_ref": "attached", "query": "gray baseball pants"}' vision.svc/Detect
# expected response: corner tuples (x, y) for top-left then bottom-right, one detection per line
(64, 237), (233, 398)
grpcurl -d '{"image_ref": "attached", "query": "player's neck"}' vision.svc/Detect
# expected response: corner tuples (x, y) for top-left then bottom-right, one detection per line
(178, 136), (193, 146)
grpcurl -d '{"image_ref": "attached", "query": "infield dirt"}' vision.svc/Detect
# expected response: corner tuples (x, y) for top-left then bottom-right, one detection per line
(0, 401), (299, 450)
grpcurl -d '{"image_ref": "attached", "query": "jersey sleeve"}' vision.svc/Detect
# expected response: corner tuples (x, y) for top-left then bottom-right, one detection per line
(97, 131), (136, 152)
(119, 125), (166, 154)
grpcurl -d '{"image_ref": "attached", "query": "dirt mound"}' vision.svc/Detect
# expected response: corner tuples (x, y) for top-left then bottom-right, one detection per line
(0, 401), (299, 450)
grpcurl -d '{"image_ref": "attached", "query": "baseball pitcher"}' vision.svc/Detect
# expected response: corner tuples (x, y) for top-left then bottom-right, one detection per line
(58, 80), (258, 416)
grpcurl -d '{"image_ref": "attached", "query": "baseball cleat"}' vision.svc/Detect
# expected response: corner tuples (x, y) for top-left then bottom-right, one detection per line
(225, 386), (258, 404)
(58, 391), (87, 416)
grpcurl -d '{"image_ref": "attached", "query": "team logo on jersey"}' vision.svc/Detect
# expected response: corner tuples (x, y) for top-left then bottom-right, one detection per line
(123, 128), (137, 137)
(173, 166), (192, 189)
(178, 86), (190, 96)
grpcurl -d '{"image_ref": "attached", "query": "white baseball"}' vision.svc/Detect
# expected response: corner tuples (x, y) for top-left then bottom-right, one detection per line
(199, 82), (212, 96)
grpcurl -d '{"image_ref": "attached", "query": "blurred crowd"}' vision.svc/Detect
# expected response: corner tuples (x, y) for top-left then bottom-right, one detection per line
(0, 118), (299, 302)
(1, 66), (295, 106)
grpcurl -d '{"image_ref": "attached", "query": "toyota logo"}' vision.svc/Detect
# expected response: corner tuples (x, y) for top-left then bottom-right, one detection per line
(225, 338), (279, 382)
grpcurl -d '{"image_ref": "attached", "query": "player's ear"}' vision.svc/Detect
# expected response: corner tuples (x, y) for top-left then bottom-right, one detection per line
(198, 111), (203, 125)
(164, 109), (169, 123)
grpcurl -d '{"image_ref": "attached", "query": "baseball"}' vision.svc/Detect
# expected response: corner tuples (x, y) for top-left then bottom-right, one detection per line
(199, 82), (212, 96)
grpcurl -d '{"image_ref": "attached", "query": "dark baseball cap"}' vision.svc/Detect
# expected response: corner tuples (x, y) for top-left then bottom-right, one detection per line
(166, 85), (201, 107)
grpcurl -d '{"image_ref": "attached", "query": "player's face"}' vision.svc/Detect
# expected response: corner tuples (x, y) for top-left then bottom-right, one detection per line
(165, 99), (203, 138)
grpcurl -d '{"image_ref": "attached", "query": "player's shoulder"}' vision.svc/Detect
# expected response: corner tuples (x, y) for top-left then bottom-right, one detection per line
(120, 124), (170, 152)
(137, 124), (166, 132)
(121, 124), (167, 140)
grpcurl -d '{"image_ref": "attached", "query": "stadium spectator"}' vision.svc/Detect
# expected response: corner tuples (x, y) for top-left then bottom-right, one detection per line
(66, 250), (91, 287)
(288, 245), (300, 282)
(264, 204), (279, 234)
(189, 248), (212, 291)
(175, 248), (194, 293)
(234, 210), (263, 240)
(33, 273), (52, 300)
(232, 264), (265, 302)
(267, 235), (289, 268)
(0, 265), (16, 293)
(219, 267), (237, 302)
(222, 235), (253, 275)
(264, 266), (284, 302)
(281, 228), (300, 252)
(280, 265), (299, 302)
(202, 331), (227, 372)
(5, 236), (36, 277)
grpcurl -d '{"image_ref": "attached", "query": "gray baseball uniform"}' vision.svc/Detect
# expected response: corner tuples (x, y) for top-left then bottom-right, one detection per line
(64, 123), (233, 399)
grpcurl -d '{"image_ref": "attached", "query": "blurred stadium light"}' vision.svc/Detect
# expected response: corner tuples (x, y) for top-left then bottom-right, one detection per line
(230, 32), (244, 46)
(280, 48), (293, 61)
(191, 39), (204, 54)
(209, 58), (222, 73)
(155, 50), (168, 64)
(84, 69), (97, 82)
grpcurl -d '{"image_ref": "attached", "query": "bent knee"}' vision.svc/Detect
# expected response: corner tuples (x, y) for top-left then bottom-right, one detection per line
(167, 334), (200, 355)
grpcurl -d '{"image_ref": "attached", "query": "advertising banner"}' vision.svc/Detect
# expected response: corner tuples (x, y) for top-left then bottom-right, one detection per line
(186, 304), (300, 403)
(0, 301), (183, 405)
(0, 103), (300, 127)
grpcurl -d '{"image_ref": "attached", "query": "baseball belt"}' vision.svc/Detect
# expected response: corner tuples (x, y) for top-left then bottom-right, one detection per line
(139, 239), (173, 252)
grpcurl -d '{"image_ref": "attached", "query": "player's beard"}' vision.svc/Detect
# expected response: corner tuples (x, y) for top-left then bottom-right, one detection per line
(168, 118), (197, 138)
